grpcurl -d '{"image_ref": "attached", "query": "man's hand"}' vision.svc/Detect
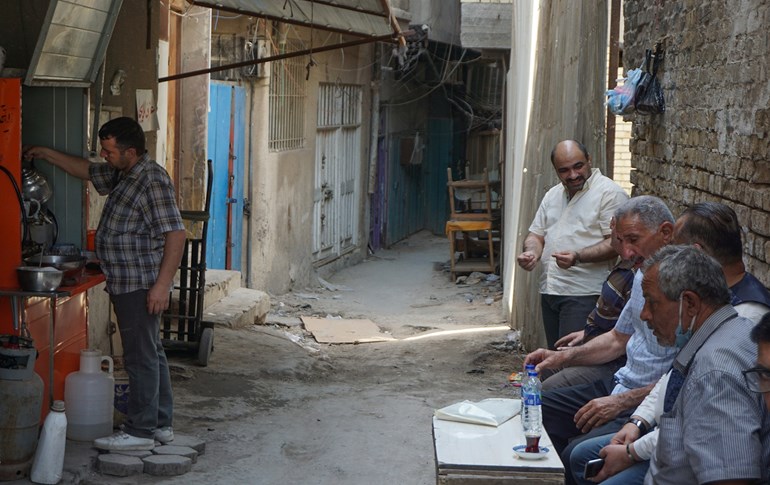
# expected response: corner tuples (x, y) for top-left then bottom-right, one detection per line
(555, 330), (584, 349)
(609, 422), (641, 445)
(552, 250), (579, 269)
(523, 348), (568, 374)
(516, 251), (539, 271)
(574, 395), (625, 432)
(146, 283), (171, 315)
(589, 444), (635, 482)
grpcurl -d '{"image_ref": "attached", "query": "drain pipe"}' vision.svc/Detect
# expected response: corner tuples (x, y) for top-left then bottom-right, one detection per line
(245, 81), (255, 288)
(367, 80), (380, 195)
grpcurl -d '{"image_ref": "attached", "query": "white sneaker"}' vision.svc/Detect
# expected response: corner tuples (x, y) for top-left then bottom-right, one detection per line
(154, 426), (174, 444)
(94, 431), (155, 451)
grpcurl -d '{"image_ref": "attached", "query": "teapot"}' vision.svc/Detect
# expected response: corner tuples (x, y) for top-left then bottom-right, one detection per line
(21, 161), (53, 207)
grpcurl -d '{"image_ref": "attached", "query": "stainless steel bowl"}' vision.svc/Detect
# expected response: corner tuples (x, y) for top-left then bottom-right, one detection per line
(24, 254), (86, 280)
(16, 266), (63, 292)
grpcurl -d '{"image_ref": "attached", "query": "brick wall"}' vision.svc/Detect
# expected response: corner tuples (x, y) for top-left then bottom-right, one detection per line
(624, 0), (770, 284)
(613, 69), (634, 194)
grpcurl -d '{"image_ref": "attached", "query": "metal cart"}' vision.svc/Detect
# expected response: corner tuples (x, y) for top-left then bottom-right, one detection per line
(161, 160), (214, 366)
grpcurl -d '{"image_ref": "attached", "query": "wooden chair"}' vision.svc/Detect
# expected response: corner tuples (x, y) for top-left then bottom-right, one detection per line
(446, 168), (501, 281)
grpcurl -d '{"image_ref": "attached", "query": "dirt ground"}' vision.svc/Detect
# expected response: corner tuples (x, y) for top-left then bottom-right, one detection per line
(82, 231), (528, 484)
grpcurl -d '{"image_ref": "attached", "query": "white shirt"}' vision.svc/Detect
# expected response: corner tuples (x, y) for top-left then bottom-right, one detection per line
(529, 168), (628, 296)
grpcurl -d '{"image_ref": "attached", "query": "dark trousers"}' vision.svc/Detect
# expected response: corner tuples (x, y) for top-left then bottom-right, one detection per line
(541, 294), (599, 349)
(542, 378), (632, 485)
(112, 290), (173, 439)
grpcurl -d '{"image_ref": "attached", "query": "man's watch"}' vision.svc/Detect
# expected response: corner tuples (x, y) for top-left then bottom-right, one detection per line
(626, 417), (648, 435)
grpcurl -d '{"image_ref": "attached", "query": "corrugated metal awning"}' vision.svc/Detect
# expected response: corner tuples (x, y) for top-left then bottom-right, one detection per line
(192, 0), (399, 38)
(161, 0), (403, 82)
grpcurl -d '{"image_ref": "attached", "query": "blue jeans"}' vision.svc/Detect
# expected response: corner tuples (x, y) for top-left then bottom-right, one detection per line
(112, 290), (173, 439)
(541, 294), (598, 349)
(569, 434), (649, 485)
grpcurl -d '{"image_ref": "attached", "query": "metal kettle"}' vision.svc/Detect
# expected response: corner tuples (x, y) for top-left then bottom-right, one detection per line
(21, 161), (53, 206)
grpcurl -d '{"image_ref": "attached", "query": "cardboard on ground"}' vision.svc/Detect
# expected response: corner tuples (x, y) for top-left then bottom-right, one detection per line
(301, 316), (396, 344)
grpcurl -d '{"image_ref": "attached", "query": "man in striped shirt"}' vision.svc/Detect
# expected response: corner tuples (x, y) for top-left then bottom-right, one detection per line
(641, 245), (768, 484)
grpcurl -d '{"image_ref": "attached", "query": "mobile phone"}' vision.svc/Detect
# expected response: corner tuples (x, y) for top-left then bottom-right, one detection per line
(584, 458), (605, 479)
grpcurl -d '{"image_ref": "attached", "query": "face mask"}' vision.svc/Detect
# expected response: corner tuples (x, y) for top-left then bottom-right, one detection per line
(675, 293), (695, 349)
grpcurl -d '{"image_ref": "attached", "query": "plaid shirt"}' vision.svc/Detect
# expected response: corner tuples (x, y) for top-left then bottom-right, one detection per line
(89, 154), (184, 295)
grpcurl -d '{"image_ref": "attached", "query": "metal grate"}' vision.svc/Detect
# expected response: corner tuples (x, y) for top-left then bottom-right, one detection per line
(313, 83), (363, 261)
(268, 42), (307, 151)
(317, 83), (362, 128)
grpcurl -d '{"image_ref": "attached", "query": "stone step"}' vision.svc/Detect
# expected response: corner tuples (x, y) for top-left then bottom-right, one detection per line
(169, 269), (241, 315)
(201, 287), (270, 328)
(201, 270), (242, 312)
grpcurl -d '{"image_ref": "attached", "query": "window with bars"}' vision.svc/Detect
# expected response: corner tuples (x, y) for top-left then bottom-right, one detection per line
(269, 43), (307, 151)
(317, 83), (362, 128)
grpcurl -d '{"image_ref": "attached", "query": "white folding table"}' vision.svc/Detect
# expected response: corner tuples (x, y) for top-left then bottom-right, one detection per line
(433, 412), (565, 484)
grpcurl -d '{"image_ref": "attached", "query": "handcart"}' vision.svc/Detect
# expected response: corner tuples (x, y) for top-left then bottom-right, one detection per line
(161, 160), (214, 366)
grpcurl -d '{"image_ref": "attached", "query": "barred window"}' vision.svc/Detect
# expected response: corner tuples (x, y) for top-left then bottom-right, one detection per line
(268, 42), (307, 151)
(317, 83), (362, 128)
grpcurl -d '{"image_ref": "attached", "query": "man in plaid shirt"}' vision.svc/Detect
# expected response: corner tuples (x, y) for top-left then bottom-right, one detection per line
(24, 117), (185, 451)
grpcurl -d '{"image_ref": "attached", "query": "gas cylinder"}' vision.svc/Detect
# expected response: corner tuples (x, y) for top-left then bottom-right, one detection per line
(64, 349), (114, 441)
(0, 371), (44, 480)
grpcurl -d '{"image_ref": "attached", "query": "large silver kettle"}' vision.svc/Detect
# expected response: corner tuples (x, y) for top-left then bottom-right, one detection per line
(21, 161), (53, 206)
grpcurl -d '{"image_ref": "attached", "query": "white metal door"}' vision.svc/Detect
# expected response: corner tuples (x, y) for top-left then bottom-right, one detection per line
(313, 83), (362, 262)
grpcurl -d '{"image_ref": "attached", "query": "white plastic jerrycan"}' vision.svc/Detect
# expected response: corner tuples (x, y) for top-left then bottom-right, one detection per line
(64, 349), (114, 441)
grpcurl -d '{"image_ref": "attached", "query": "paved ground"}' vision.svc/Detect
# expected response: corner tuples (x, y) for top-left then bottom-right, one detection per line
(32, 231), (527, 484)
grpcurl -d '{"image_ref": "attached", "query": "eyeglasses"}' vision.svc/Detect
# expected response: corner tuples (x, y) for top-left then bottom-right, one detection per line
(743, 367), (770, 393)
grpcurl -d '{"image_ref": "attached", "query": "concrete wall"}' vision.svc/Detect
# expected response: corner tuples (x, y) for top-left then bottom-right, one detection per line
(624, 1), (770, 284)
(410, 0), (462, 45)
(460, 1), (513, 50)
(245, 34), (374, 293)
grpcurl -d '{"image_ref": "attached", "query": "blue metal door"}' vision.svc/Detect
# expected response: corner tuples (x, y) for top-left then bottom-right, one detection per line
(206, 83), (245, 270)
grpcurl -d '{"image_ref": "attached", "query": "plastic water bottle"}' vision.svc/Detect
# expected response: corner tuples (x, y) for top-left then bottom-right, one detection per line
(30, 400), (67, 484)
(521, 364), (542, 452)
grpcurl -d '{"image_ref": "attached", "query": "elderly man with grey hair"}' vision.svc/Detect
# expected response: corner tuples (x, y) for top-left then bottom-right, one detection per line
(527, 196), (679, 483)
(568, 201), (770, 484)
(638, 245), (769, 484)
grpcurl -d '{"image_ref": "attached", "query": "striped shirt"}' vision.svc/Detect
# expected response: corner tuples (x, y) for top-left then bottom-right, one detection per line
(647, 306), (770, 484)
(612, 270), (678, 393)
(583, 259), (636, 340)
(89, 154), (184, 295)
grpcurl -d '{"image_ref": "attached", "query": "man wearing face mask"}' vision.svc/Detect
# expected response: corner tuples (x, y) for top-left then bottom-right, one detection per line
(573, 246), (770, 484)
(568, 202), (770, 484)
(638, 246), (768, 484)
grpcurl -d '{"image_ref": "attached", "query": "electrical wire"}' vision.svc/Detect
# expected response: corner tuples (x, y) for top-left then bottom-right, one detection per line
(0, 164), (29, 244)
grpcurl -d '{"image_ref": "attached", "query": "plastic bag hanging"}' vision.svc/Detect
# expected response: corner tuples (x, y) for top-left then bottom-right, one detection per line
(606, 67), (644, 115)
(635, 46), (665, 115)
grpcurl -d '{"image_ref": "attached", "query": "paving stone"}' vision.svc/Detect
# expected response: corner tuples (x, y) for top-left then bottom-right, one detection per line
(142, 454), (192, 476)
(97, 454), (144, 477)
(172, 434), (206, 454)
(153, 445), (199, 463)
(110, 449), (153, 458)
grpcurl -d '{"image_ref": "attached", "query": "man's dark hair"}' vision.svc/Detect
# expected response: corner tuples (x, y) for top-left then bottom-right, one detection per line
(98, 117), (146, 154)
(550, 140), (589, 164)
(677, 202), (743, 265)
(751, 312), (770, 344)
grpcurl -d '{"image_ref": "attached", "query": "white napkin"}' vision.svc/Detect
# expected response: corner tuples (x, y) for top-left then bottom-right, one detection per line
(434, 398), (521, 427)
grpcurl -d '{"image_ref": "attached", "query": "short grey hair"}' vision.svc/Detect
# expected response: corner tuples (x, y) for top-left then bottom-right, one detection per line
(614, 195), (674, 230)
(643, 245), (730, 306)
